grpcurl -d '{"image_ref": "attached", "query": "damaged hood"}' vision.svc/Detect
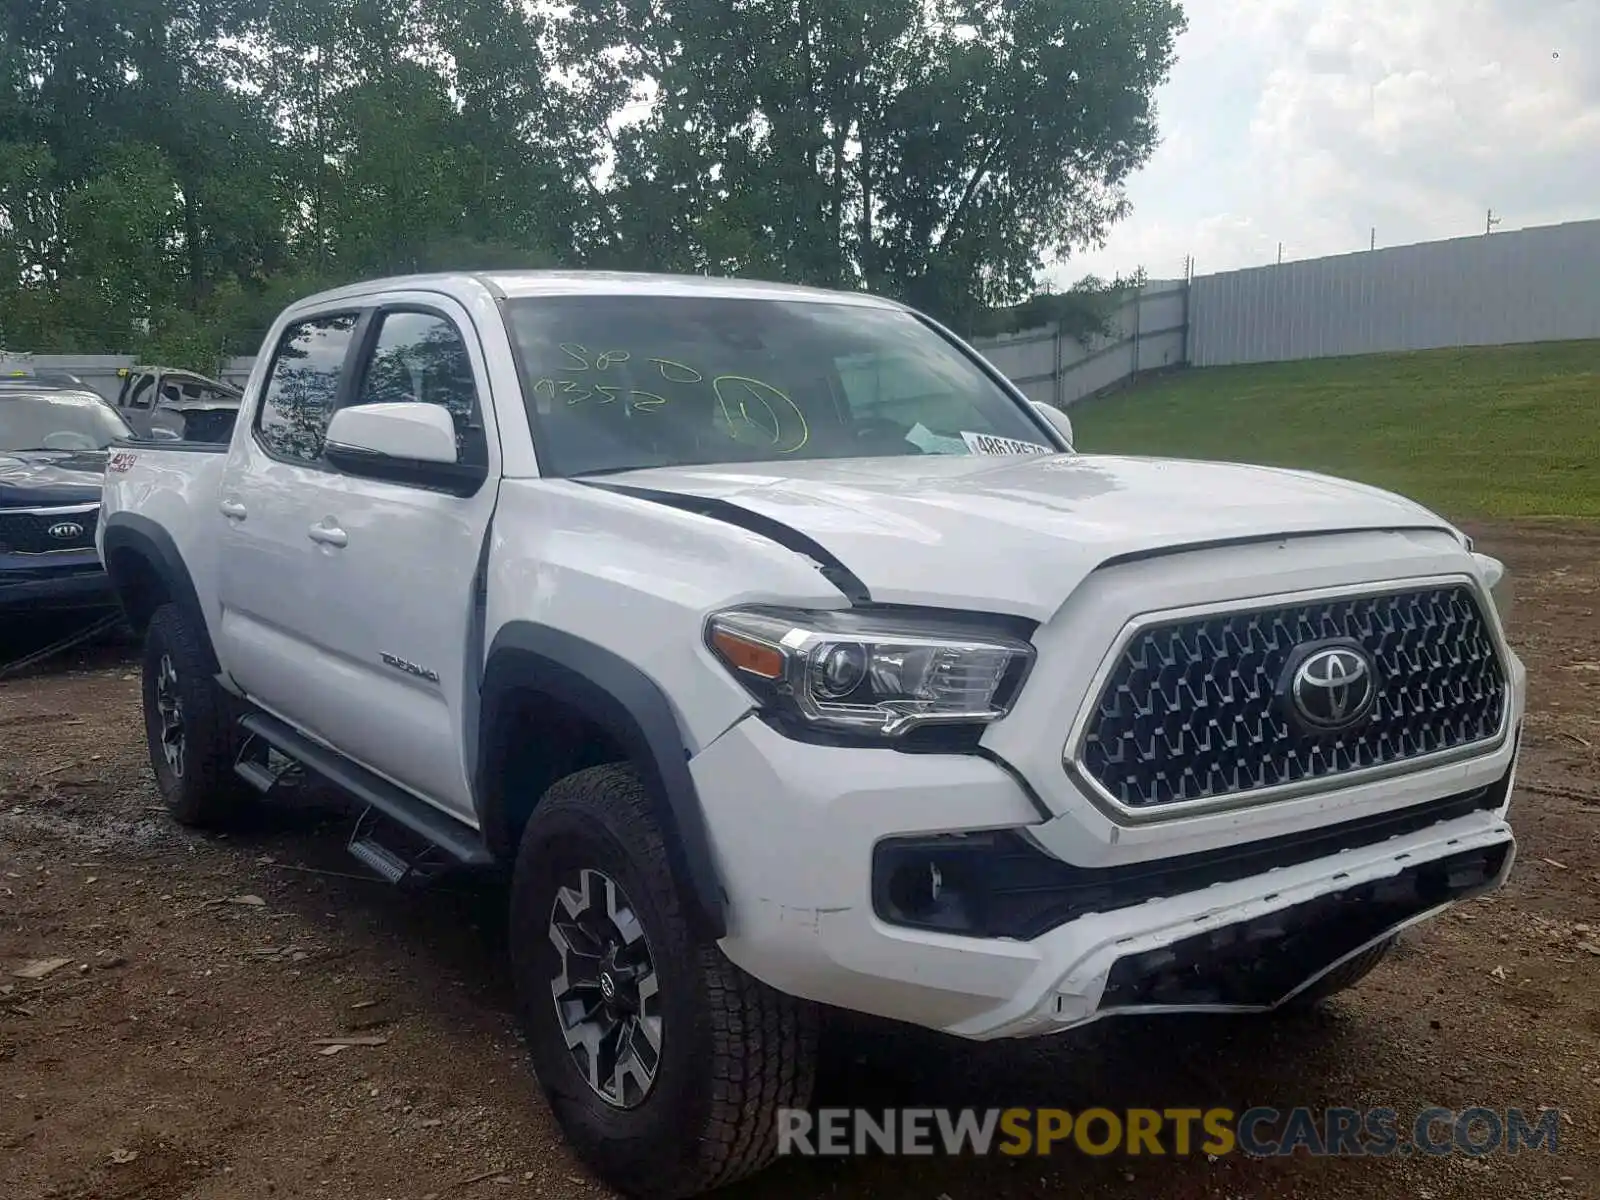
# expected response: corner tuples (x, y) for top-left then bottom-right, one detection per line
(593, 453), (1459, 619)
(0, 449), (108, 508)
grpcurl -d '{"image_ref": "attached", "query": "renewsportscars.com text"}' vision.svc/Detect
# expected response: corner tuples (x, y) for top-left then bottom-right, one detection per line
(776, 1106), (1563, 1159)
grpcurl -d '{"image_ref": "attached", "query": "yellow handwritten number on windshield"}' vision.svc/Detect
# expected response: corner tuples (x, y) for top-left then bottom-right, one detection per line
(713, 376), (810, 454)
(651, 358), (704, 384)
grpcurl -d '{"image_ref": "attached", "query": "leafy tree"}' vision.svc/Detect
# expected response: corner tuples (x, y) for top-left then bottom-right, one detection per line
(563, 0), (1185, 325)
(0, 0), (1183, 361)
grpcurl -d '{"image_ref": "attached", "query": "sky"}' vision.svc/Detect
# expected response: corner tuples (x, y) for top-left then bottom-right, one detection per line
(1049, 0), (1600, 286)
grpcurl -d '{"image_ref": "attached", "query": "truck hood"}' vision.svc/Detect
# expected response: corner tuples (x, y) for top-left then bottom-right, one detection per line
(0, 449), (108, 508)
(591, 453), (1460, 619)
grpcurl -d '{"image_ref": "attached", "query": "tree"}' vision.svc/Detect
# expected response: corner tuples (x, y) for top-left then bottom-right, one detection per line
(562, 0), (1185, 326)
(0, 0), (1184, 359)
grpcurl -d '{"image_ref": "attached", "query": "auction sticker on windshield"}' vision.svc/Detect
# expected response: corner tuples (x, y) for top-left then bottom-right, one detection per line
(962, 431), (1053, 457)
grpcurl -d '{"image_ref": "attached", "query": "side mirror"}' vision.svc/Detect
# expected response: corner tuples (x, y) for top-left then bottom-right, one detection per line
(1031, 401), (1075, 449)
(323, 402), (485, 496)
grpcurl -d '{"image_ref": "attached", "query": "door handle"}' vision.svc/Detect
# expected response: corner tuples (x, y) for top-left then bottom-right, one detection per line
(308, 522), (348, 548)
(219, 500), (248, 521)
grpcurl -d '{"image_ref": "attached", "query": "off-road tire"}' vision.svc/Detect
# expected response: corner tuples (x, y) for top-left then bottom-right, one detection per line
(1278, 936), (1396, 1012)
(510, 763), (818, 1199)
(141, 602), (248, 828)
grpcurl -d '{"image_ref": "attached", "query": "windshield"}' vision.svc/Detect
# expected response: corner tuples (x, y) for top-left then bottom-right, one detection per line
(0, 392), (133, 452)
(503, 295), (1057, 476)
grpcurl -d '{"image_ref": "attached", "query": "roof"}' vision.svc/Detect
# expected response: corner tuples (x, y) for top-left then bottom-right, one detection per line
(0, 386), (107, 406)
(286, 269), (908, 314)
(0, 369), (89, 390)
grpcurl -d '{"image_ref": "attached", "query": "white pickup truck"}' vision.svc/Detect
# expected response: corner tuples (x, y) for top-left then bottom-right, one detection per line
(99, 271), (1524, 1197)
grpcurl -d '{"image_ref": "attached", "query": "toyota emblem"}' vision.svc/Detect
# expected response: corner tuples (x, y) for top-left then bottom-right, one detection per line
(47, 521), (85, 541)
(1283, 643), (1378, 733)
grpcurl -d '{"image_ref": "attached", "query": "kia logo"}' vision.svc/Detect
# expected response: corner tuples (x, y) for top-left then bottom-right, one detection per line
(1285, 644), (1378, 733)
(47, 521), (85, 541)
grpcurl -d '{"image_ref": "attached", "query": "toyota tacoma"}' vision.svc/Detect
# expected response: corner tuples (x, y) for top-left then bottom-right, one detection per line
(97, 271), (1524, 1198)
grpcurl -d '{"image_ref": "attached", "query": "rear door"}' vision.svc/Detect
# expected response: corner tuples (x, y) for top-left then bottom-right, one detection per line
(215, 309), (366, 742)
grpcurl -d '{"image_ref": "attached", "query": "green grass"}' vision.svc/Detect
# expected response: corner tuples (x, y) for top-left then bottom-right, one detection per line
(1072, 340), (1600, 521)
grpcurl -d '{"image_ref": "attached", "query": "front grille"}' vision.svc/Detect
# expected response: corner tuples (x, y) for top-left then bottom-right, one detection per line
(1076, 584), (1507, 811)
(0, 507), (100, 555)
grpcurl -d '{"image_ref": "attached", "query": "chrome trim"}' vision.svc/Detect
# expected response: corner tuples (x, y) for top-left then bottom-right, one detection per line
(1061, 573), (1515, 825)
(1, 502), (101, 517)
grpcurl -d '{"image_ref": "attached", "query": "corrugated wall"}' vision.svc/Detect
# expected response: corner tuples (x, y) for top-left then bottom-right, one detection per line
(1189, 218), (1600, 367)
(972, 280), (1188, 407)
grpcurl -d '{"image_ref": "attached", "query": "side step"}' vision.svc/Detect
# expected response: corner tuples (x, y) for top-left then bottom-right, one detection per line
(235, 711), (495, 871)
(347, 807), (453, 887)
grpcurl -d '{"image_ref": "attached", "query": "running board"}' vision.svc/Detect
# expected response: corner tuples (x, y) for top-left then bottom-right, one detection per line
(236, 712), (495, 868)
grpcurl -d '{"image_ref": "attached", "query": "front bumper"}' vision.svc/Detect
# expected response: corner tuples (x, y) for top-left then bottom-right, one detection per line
(691, 715), (1519, 1040)
(0, 559), (117, 613)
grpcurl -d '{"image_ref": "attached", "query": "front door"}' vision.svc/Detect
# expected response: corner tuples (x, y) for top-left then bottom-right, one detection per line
(290, 298), (501, 820)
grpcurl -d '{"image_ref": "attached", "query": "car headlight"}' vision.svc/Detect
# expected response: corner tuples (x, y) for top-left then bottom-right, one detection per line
(1473, 552), (1513, 631)
(705, 607), (1035, 738)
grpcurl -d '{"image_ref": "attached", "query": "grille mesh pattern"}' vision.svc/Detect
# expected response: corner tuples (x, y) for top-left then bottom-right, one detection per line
(0, 508), (99, 554)
(1077, 585), (1507, 809)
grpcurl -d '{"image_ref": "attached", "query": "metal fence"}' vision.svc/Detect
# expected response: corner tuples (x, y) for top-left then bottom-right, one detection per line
(970, 280), (1187, 408)
(1188, 217), (1600, 367)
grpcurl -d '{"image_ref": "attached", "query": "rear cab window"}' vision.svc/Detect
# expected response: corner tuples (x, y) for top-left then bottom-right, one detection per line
(255, 313), (361, 464)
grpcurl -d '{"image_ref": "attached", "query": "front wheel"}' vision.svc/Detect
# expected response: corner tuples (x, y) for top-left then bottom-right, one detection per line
(509, 763), (818, 1199)
(1278, 936), (1397, 1013)
(141, 603), (248, 828)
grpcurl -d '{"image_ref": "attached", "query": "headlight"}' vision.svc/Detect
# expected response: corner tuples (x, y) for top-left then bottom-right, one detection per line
(1473, 552), (1513, 630)
(705, 607), (1035, 738)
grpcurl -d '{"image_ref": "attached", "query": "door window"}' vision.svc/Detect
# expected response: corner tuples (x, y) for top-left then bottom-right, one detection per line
(347, 310), (488, 466)
(255, 313), (360, 464)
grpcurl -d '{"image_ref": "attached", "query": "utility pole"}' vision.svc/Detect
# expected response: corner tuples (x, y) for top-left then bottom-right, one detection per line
(1486, 208), (1502, 236)
(1370, 227), (1376, 251)
(1277, 242), (1284, 266)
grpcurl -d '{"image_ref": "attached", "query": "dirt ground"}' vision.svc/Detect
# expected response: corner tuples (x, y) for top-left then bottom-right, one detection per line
(2, 520), (1597, 1200)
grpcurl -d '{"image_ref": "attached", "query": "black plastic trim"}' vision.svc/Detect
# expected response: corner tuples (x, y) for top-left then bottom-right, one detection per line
(323, 442), (489, 497)
(240, 711), (494, 867)
(478, 622), (727, 938)
(100, 513), (219, 671)
(1098, 840), (1511, 1010)
(872, 769), (1513, 941)
(579, 481), (871, 604)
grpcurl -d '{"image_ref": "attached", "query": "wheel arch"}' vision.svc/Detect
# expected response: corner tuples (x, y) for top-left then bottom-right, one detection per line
(100, 514), (219, 674)
(478, 622), (727, 940)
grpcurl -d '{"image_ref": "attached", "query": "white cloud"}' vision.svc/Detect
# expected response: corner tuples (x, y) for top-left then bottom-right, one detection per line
(1050, 0), (1600, 284)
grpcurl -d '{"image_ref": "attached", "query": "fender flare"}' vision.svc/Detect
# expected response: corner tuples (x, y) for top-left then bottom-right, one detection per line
(100, 513), (219, 673)
(477, 622), (727, 939)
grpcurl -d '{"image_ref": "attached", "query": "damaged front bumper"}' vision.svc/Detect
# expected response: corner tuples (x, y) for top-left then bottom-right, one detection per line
(693, 715), (1519, 1042)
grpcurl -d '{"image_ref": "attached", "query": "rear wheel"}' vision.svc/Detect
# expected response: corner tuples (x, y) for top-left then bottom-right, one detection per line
(141, 603), (247, 828)
(510, 763), (818, 1199)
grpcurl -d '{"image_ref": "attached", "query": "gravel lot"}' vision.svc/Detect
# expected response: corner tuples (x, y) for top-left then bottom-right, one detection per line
(2, 519), (1597, 1200)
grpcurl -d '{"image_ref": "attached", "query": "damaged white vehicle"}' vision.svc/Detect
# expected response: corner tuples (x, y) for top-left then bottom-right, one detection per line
(98, 271), (1523, 1198)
